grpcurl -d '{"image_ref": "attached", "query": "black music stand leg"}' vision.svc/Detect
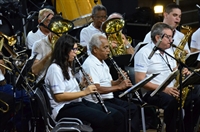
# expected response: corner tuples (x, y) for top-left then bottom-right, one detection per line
(127, 93), (132, 132)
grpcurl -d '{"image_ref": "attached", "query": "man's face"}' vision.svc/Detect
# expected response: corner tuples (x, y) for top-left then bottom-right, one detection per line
(159, 29), (173, 50)
(92, 10), (107, 29)
(94, 36), (110, 61)
(163, 8), (181, 30)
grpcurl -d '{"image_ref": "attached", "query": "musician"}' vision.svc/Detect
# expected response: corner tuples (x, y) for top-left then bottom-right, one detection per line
(80, 4), (107, 55)
(26, 8), (54, 49)
(44, 34), (125, 132)
(106, 12), (134, 55)
(191, 28), (200, 68)
(82, 33), (140, 132)
(143, 2), (190, 53)
(30, 15), (61, 83)
(134, 22), (200, 132)
(0, 52), (31, 131)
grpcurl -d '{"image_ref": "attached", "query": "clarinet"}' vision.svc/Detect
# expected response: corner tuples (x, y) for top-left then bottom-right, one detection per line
(75, 57), (110, 114)
(108, 56), (146, 105)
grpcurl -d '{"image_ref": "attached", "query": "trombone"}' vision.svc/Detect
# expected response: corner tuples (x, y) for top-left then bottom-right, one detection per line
(0, 99), (9, 113)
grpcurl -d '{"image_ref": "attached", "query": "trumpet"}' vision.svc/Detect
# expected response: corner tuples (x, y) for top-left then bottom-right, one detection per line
(0, 99), (9, 113)
(75, 56), (110, 114)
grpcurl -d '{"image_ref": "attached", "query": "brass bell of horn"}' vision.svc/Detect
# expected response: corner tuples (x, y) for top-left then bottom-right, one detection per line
(48, 15), (74, 36)
(0, 32), (17, 46)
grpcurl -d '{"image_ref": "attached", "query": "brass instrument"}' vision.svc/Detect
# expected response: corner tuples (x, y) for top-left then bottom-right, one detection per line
(173, 25), (193, 108)
(0, 32), (17, 46)
(0, 99), (9, 113)
(48, 15), (74, 49)
(75, 56), (110, 114)
(101, 18), (132, 56)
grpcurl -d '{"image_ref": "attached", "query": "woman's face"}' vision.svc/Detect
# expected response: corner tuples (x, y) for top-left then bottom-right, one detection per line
(68, 43), (78, 62)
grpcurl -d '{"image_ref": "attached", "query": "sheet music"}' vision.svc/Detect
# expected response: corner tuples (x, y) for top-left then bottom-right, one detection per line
(185, 51), (200, 67)
(150, 69), (179, 97)
(119, 73), (159, 98)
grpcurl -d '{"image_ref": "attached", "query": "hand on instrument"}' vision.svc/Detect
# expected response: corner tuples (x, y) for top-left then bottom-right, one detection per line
(163, 87), (179, 97)
(80, 74), (93, 87)
(118, 79), (132, 90)
(182, 67), (191, 76)
(117, 69), (129, 82)
(111, 40), (118, 48)
(121, 33), (129, 45)
(84, 84), (97, 95)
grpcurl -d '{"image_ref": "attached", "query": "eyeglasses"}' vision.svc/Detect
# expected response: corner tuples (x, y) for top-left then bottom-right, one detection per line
(72, 47), (78, 52)
(164, 34), (174, 41)
(94, 15), (107, 19)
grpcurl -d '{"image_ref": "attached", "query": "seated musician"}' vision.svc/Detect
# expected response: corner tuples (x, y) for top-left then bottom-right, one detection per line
(0, 52), (31, 131)
(81, 33), (140, 132)
(134, 22), (200, 132)
(44, 34), (125, 132)
(106, 12), (134, 55)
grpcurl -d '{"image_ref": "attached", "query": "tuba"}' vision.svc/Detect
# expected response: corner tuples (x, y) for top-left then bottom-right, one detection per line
(173, 25), (193, 108)
(101, 18), (132, 56)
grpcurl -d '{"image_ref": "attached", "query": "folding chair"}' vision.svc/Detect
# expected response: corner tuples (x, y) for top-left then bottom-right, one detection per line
(34, 87), (93, 132)
(124, 66), (165, 132)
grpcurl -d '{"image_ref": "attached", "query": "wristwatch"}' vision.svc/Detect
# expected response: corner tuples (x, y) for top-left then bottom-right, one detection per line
(125, 44), (131, 49)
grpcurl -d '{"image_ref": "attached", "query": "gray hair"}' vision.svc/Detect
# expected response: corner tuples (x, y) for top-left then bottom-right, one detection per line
(89, 34), (105, 52)
(107, 12), (123, 20)
(151, 22), (172, 42)
(38, 8), (54, 20)
(92, 4), (107, 16)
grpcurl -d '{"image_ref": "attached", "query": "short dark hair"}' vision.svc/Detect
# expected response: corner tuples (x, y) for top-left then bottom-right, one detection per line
(92, 4), (107, 16)
(164, 2), (181, 14)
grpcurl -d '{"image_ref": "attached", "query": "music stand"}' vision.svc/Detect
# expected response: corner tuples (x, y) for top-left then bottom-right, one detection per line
(15, 54), (37, 94)
(185, 51), (200, 68)
(119, 73), (160, 98)
(177, 69), (200, 88)
(150, 69), (179, 97)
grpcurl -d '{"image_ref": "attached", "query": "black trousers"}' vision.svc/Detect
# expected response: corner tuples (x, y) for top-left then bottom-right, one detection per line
(56, 99), (125, 132)
(182, 85), (200, 132)
(104, 97), (140, 132)
(143, 91), (178, 132)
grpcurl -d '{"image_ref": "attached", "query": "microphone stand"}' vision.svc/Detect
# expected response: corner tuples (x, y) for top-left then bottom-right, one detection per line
(156, 47), (200, 132)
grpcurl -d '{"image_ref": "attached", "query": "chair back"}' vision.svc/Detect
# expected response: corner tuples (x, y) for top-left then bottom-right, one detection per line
(34, 88), (54, 130)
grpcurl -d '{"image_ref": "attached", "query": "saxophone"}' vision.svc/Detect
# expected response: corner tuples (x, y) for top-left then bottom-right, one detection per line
(173, 25), (193, 108)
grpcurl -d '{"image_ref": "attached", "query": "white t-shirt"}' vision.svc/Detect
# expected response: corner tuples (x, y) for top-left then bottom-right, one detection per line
(134, 42), (177, 95)
(190, 28), (200, 50)
(143, 29), (190, 53)
(26, 28), (46, 49)
(80, 23), (106, 55)
(82, 54), (114, 102)
(45, 64), (82, 119)
(30, 35), (51, 82)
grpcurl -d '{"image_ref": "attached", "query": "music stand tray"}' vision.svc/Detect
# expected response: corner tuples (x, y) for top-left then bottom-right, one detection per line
(185, 51), (200, 67)
(119, 73), (160, 98)
(177, 69), (200, 88)
(150, 69), (179, 97)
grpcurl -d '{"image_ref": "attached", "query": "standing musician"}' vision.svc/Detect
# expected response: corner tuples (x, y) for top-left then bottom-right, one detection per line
(82, 33), (140, 132)
(44, 34), (125, 132)
(143, 2), (190, 53)
(26, 8), (54, 49)
(134, 22), (200, 132)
